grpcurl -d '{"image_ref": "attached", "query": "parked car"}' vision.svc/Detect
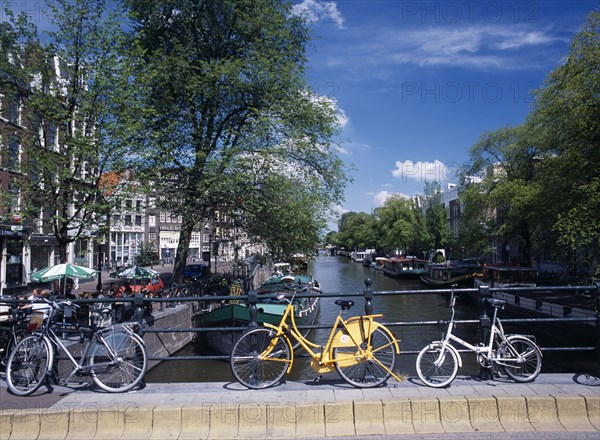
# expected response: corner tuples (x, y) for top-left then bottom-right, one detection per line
(114, 274), (164, 295)
(184, 263), (208, 279)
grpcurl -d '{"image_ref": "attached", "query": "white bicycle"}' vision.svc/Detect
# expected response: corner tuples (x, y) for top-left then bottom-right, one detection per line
(416, 291), (542, 388)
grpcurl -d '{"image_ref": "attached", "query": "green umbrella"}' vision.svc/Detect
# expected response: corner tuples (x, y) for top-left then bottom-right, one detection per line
(30, 263), (97, 296)
(31, 263), (97, 282)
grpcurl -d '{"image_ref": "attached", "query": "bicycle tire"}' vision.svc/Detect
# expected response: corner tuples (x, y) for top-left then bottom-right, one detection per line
(333, 326), (396, 388)
(6, 335), (52, 396)
(497, 336), (542, 382)
(416, 342), (459, 388)
(230, 327), (291, 389)
(89, 327), (148, 392)
(1, 327), (28, 366)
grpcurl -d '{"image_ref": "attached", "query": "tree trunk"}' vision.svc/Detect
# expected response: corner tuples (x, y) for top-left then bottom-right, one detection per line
(172, 216), (196, 284)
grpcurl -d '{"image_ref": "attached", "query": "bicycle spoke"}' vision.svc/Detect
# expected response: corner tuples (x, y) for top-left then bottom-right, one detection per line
(334, 327), (396, 387)
(416, 344), (458, 388)
(6, 336), (51, 396)
(230, 328), (291, 389)
(90, 327), (147, 392)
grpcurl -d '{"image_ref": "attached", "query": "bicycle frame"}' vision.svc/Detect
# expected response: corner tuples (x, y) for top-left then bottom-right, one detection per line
(261, 299), (401, 380)
(39, 315), (140, 386)
(435, 298), (526, 369)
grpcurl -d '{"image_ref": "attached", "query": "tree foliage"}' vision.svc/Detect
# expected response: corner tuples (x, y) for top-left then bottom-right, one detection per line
(125, 0), (347, 281)
(1, 0), (131, 262)
(459, 11), (600, 275)
(334, 195), (431, 256)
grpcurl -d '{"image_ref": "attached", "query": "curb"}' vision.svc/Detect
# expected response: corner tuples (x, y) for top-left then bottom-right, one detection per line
(2, 394), (599, 439)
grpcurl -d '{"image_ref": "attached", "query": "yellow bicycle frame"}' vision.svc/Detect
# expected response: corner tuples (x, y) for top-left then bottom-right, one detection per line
(261, 301), (401, 381)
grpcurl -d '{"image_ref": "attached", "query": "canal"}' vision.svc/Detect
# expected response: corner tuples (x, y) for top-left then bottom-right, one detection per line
(146, 254), (598, 383)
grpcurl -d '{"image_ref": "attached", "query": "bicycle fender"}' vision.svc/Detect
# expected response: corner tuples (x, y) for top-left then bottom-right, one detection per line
(429, 341), (462, 368)
(332, 320), (400, 354)
(505, 335), (543, 357)
(260, 323), (295, 374)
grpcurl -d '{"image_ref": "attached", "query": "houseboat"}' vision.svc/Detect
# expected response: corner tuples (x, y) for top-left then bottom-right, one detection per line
(381, 256), (428, 279)
(472, 265), (596, 331)
(420, 261), (481, 288)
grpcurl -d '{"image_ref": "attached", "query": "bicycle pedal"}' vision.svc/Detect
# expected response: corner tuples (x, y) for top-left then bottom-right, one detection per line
(314, 375), (323, 383)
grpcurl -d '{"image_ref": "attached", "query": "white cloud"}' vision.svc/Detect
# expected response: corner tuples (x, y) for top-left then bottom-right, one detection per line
(371, 190), (410, 208)
(392, 160), (457, 185)
(327, 23), (563, 72)
(292, 0), (345, 29)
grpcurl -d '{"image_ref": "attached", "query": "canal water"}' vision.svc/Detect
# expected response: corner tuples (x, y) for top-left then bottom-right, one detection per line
(146, 254), (597, 383)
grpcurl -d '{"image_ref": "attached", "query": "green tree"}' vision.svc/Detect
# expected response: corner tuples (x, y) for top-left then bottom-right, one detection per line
(1, 1), (132, 263)
(125, 0), (347, 282)
(335, 212), (377, 251)
(454, 180), (493, 259)
(374, 195), (419, 255)
(527, 11), (600, 275)
(463, 125), (542, 265)
(423, 181), (449, 250)
(461, 11), (600, 275)
(242, 173), (327, 260)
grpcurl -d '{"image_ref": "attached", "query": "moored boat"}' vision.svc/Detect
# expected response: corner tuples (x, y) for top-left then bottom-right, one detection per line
(471, 265), (596, 333)
(192, 268), (321, 356)
(420, 260), (482, 288)
(381, 256), (428, 279)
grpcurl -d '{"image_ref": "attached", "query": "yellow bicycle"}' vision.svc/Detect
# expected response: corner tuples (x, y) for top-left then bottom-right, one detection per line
(229, 291), (402, 389)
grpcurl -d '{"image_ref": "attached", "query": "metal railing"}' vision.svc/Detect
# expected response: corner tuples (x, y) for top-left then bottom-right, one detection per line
(2, 281), (599, 374)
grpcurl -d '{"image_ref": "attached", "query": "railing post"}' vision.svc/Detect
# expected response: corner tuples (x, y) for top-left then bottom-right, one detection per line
(364, 278), (373, 315)
(478, 285), (492, 380)
(248, 290), (258, 327)
(133, 293), (145, 336)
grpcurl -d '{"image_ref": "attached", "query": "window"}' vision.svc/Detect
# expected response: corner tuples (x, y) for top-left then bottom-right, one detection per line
(125, 215), (132, 226)
(8, 135), (20, 171)
(49, 123), (58, 151)
(135, 215), (142, 226)
(7, 94), (20, 125)
(149, 215), (156, 227)
(7, 182), (20, 214)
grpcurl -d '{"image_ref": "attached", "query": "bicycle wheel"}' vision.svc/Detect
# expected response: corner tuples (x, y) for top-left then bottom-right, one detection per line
(230, 327), (291, 389)
(497, 336), (542, 382)
(1, 327), (28, 366)
(6, 335), (52, 396)
(416, 342), (459, 388)
(90, 327), (147, 392)
(333, 326), (396, 388)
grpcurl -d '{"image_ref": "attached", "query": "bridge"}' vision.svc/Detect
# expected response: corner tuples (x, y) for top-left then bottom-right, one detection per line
(1, 267), (599, 438)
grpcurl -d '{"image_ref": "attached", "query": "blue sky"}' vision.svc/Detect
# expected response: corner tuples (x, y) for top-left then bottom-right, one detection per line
(292, 0), (599, 226)
(3, 1), (597, 228)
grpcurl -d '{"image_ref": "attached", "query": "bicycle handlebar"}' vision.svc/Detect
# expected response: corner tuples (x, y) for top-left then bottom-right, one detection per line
(34, 297), (80, 310)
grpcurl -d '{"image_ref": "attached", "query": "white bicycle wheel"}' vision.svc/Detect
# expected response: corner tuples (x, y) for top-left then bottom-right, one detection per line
(416, 342), (459, 388)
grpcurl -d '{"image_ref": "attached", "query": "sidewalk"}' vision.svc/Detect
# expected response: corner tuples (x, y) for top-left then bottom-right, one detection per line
(1, 373), (599, 439)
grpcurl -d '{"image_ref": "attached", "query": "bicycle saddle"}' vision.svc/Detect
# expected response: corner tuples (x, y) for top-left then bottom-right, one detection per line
(486, 298), (506, 308)
(335, 299), (354, 310)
